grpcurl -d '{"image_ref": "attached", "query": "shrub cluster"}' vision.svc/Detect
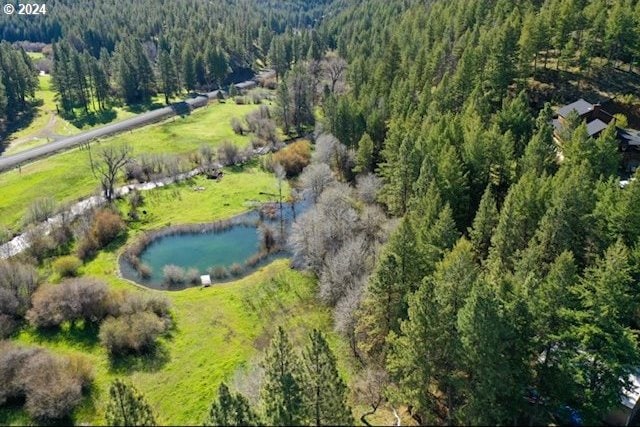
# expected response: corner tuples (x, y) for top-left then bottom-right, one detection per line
(244, 106), (280, 146)
(27, 279), (112, 328)
(124, 153), (190, 183)
(268, 140), (312, 177)
(52, 255), (82, 277)
(77, 209), (126, 260)
(23, 197), (57, 226)
(99, 312), (167, 355)
(0, 342), (93, 421)
(0, 260), (39, 337)
(99, 292), (171, 356)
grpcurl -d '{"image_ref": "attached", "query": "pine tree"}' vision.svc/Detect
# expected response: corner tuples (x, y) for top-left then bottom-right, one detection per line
(357, 217), (424, 360)
(159, 47), (177, 105)
(261, 327), (304, 426)
(353, 132), (375, 174)
(527, 251), (580, 425)
(182, 44), (196, 91)
(468, 185), (498, 261)
(569, 240), (640, 423)
(457, 280), (530, 425)
(389, 238), (478, 424)
(204, 383), (260, 426)
(300, 330), (353, 426)
(520, 106), (557, 177)
(105, 379), (157, 426)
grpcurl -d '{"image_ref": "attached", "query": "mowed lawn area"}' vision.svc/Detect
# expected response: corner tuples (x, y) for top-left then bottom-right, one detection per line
(0, 165), (350, 425)
(0, 101), (260, 232)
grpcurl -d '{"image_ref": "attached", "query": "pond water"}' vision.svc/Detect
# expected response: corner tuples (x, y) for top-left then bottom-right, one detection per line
(120, 197), (309, 290)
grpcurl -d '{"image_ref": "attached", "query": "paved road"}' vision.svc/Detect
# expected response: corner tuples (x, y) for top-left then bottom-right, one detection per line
(0, 90), (222, 172)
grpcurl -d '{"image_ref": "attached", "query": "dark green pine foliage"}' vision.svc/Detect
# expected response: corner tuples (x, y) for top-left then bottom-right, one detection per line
(468, 185), (499, 262)
(204, 383), (260, 427)
(527, 251), (580, 425)
(105, 379), (157, 426)
(388, 238), (479, 425)
(457, 280), (531, 426)
(301, 330), (353, 426)
(356, 217), (424, 360)
(260, 327), (304, 426)
(182, 43), (197, 91)
(112, 39), (155, 105)
(568, 241), (640, 423)
(519, 103), (557, 177)
(158, 41), (178, 105)
(353, 132), (375, 174)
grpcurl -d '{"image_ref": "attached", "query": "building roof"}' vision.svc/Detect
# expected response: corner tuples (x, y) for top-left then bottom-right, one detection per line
(622, 372), (640, 410)
(558, 98), (594, 118)
(620, 128), (640, 147)
(586, 119), (609, 136)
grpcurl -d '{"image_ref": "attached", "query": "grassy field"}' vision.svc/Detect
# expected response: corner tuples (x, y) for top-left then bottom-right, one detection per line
(0, 163), (351, 425)
(0, 101), (260, 232)
(4, 75), (180, 155)
(1, 260), (345, 426)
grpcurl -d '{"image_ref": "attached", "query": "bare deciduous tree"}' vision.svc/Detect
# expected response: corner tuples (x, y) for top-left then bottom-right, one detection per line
(356, 174), (383, 205)
(322, 52), (347, 94)
(93, 144), (132, 202)
(353, 367), (389, 426)
(298, 163), (335, 203)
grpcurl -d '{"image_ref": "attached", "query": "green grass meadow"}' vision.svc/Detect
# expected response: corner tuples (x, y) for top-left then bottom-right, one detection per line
(0, 101), (259, 232)
(0, 163), (350, 425)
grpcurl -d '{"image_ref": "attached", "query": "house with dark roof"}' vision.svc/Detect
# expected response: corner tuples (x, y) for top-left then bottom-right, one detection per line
(553, 98), (616, 139)
(553, 99), (640, 173)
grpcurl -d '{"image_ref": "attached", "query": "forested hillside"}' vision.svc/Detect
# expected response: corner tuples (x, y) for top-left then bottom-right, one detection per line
(1, 0), (337, 119)
(3, 0), (640, 425)
(296, 0), (640, 424)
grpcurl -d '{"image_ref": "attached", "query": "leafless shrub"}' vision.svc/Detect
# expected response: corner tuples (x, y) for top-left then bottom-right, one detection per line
(0, 260), (39, 321)
(76, 209), (125, 260)
(217, 141), (241, 166)
(25, 226), (55, 261)
(289, 184), (359, 272)
(99, 311), (167, 355)
(358, 205), (389, 249)
(334, 285), (365, 357)
(27, 279), (111, 328)
(139, 264), (152, 279)
(23, 197), (57, 226)
(114, 293), (171, 325)
(163, 265), (186, 285)
(353, 367), (389, 425)
(231, 117), (245, 135)
(230, 358), (264, 406)
(229, 263), (245, 277)
(0, 342), (93, 421)
(319, 236), (371, 306)
(185, 268), (200, 285)
(22, 351), (85, 420)
(210, 266), (229, 280)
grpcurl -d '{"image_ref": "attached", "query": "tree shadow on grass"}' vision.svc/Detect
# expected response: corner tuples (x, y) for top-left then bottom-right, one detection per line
(65, 109), (117, 129)
(124, 101), (165, 114)
(29, 321), (102, 351)
(107, 342), (171, 375)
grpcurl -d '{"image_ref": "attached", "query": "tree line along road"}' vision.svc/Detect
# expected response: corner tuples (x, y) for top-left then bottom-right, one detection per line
(0, 80), (256, 173)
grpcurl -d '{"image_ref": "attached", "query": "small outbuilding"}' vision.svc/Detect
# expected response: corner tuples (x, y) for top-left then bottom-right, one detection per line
(200, 275), (212, 287)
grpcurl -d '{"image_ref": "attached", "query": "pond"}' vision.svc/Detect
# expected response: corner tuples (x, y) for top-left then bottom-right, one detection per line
(119, 197), (308, 290)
